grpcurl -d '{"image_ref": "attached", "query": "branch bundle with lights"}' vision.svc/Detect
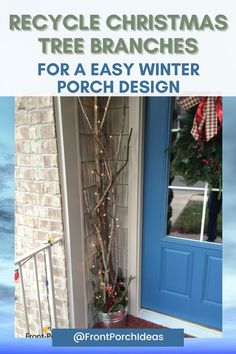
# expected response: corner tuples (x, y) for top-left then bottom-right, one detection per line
(78, 97), (134, 314)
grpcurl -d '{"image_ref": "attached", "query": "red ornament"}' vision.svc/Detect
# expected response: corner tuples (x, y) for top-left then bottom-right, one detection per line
(103, 296), (115, 312)
(15, 269), (19, 282)
(106, 285), (113, 296)
(202, 159), (209, 165)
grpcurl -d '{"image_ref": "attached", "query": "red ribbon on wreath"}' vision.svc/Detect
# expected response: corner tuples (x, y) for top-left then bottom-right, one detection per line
(177, 96), (222, 142)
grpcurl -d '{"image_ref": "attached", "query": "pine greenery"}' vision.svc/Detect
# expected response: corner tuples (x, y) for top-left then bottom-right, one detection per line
(170, 107), (222, 189)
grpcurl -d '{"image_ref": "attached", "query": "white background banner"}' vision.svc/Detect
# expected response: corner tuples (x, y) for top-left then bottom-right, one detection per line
(0, 0), (235, 95)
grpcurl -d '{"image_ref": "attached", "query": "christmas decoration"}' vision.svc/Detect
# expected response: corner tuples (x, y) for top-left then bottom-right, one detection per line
(177, 96), (222, 142)
(47, 235), (54, 244)
(42, 326), (50, 334)
(78, 97), (134, 327)
(92, 267), (133, 314)
(14, 269), (19, 282)
(170, 107), (222, 189)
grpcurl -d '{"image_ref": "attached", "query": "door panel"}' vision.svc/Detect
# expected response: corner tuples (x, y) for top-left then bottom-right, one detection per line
(160, 245), (193, 297)
(141, 97), (222, 330)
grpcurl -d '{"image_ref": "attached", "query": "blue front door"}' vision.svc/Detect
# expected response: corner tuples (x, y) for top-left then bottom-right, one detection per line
(141, 97), (222, 330)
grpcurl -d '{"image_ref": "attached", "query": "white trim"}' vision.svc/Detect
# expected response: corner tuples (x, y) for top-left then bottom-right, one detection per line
(169, 186), (220, 192)
(54, 97), (88, 328)
(200, 182), (209, 242)
(128, 97), (145, 316)
(139, 309), (222, 338)
(166, 235), (222, 245)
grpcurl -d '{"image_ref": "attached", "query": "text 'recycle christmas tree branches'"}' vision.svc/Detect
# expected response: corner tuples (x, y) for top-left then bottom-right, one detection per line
(9, 14), (228, 55)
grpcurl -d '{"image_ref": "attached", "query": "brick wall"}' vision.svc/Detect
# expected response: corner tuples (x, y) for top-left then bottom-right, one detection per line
(15, 97), (69, 337)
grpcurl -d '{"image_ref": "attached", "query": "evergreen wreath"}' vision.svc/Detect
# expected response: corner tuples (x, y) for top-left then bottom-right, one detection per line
(170, 106), (222, 190)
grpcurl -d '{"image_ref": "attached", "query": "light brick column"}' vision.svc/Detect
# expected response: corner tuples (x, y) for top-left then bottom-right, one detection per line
(15, 97), (69, 337)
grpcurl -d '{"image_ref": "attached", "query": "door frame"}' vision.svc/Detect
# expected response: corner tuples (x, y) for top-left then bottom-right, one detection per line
(127, 97), (145, 315)
(54, 97), (88, 328)
(128, 97), (170, 316)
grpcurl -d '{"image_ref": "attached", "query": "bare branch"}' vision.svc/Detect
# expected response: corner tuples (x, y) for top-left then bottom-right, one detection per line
(100, 97), (111, 129)
(106, 188), (116, 270)
(78, 97), (112, 180)
(83, 189), (109, 290)
(80, 97), (132, 307)
(115, 128), (133, 177)
(112, 229), (119, 292)
(114, 98), (127, 173)
(91, 128), (132, 216)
